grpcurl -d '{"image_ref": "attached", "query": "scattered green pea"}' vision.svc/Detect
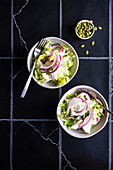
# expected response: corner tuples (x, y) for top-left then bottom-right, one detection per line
(98, 26), (102, 30)
(80, 44), (85, 48)
(86, 50), (89, 55)
(91, 41), (95, 46)
(94, 26), (97, 31)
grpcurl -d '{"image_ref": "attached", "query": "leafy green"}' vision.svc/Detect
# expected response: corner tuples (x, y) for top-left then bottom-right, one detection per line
(66, 92), (78, 99)
(33, 40), (76, 86)
(64, 119), (74, 129)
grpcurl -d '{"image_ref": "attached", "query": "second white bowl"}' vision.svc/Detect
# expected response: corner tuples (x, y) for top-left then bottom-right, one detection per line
(57, 85), (109, 138)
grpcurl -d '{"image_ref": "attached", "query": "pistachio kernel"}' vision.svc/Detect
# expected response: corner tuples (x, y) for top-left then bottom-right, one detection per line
(76, 21), (94, 38)
(91, 41), (95, 46)
(98, 26), (102, 30)
(81, 44), (85, 48)
(86, 50), (89, 55)
(94, 26), (97, 31)
(90, 20), (93, 23)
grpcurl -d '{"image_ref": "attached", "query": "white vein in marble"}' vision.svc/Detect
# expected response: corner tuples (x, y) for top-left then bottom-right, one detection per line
(13, 65), (25, 79)
(13, 0), (29, 51)
(26, 122), (77, 170)
(14, 121), (77, 170)
(14, 122), (26, 135)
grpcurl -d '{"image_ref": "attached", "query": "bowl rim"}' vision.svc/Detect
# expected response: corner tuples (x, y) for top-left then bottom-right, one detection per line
(75, 20), (95, 40)
(56, 85), (109, 138)
(27, 36), (79, 89)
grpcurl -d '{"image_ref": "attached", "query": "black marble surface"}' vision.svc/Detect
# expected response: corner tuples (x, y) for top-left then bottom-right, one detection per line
(0, 0), (113, 170)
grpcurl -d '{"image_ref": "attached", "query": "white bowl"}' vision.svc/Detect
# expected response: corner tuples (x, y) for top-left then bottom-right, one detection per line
(57, 85), (109, 138)
(27, 37), (79, 89)
(75, 20), (95, 40)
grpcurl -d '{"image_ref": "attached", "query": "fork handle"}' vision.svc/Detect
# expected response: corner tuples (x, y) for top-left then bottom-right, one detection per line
(20, 62), (35, 98)
(101, 105), (113, 115)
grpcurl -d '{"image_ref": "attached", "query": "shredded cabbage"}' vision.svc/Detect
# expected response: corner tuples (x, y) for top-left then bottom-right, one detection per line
(33, 41), (76, 86)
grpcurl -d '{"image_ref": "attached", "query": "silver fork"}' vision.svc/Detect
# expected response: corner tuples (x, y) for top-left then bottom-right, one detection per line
(80, 88), (113, 115)
(20, 38), (47, 98)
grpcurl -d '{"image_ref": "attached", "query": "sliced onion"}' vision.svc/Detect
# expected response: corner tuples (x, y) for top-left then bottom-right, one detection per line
(71, 119), (83, 130)
(49, 54), (61, 73)
(67, 97), (88, 116)
(51, 44), (64, 53)
(39, 54), (58, 71)
(78, 92), (90, 101)
(65, 116), (75, 120)
(75, 101), (88, 113)
(71, 101), (88, 116)
(78, 107), (93, 128)
(87, 100), (96, 108)
(67, 97), (83, 110)
(96, 98), (103, 105)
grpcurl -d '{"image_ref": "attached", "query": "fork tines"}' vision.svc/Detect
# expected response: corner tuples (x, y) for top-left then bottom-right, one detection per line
(36, 38), (48, 49)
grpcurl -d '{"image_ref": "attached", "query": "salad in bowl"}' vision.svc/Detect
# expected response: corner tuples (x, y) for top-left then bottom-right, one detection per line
(27, 37), (79, 89)
(57, 85), (109, 138)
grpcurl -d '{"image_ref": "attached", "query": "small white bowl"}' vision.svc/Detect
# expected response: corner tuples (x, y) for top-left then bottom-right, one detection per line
(75, 20), (95, 40)
(27, 37), (79, 89)
(57, 85), (109, 138)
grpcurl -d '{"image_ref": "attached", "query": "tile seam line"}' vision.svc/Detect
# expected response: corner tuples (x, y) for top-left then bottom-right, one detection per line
(1, 118), (113, 122)
(0, 56), (111, 60)
(13, 119), (57, 121)
(108, 0), (112, 170)
(0, 118), (113, 121)
(59, 0), (62, 170)
(10, 0), (13, 170)
(0, 57), (110, 60)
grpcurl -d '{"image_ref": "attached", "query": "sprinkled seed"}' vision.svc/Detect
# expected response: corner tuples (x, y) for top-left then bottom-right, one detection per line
(91, 41), (95, 46)
(90, 20), (93, 23)
(98, 26), (102, 30)
(86, 50), (89, 55)
(81, 44), (85, 48)
(94, 26), (97, 31)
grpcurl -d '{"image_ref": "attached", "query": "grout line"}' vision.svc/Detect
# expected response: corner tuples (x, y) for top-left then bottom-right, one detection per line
(0, 56), (111, 60)
(59, 0), (63, 169)
(0, 119), (113, 123)
(13, 57), (27, 59)
(0, 57), (26, 59)
(79, 57), (109, 60)
(0, 119), (11, 121)
(108, 0), (112, 169)
(13, 119), (57, 122)
(10, 0), (14, 169)
(59, 0), (62, 39)
(0, 57), (12, 59)
(0, 118), (57, 122)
